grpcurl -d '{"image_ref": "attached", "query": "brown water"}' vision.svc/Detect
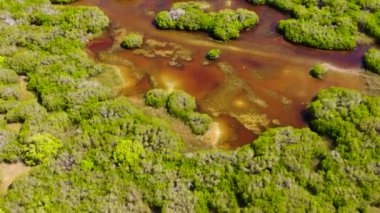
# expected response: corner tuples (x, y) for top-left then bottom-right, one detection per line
(76, 0), (369, 149)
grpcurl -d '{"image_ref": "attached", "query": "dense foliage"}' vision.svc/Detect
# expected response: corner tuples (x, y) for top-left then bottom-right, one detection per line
(362, 10), (380, 41)
(0, 0), (379, 212)
(155, 3), (259, 41)
(145, 89), (212, 135)
(0, 0), (183, 185)
(364, 48), (380, 75)
(248, 0), (380, 50)
(21, 133), (62, 166)
(144, 88), (169, 108)
(308, 87), (380, 162)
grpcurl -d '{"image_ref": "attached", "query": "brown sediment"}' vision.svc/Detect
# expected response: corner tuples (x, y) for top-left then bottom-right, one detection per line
(79, 0), (374, 148)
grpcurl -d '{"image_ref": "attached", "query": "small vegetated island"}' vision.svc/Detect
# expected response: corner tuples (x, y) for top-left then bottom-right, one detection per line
(0, 0), (379, 212)
(155, 2), (259, 41)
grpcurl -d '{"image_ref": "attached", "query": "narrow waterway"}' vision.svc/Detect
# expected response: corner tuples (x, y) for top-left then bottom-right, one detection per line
(76, 0), (369, 149)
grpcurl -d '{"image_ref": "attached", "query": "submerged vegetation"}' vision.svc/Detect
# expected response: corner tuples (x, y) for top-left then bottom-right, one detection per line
(155, 3), (259, 41)
(0, 0), (379, 212)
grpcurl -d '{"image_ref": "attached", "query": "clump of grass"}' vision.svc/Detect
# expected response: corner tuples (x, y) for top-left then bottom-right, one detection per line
(310, 64), (327, 79)
(206, 49), (221, 60)
(121, 33), (143, 49)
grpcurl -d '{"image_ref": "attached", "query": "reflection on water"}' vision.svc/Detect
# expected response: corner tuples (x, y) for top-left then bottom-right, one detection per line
(78, 0), (368, 148)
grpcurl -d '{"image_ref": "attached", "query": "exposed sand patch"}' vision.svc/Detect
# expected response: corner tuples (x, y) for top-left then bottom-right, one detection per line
(0, 162), (30, 195)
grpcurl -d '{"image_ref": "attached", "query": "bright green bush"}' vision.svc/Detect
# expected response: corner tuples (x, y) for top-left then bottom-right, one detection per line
(206, 49), (221, 60)
(155, 11), (177, 29)
(364, 48), (380, 74)
(0, 56), (5, 66)
(309, 64), (327, 79)
(167, 90), (196, 119)
(362, 10), (380, 41)
(113, 139), (145, 167)
(144, 89), (169, 108)
(155, 5), (259, 41)
(121, 33), (143, 49)
(277, 18), (357, 50)
(21, 133), (62, 166)
(212, 9), (259, 41)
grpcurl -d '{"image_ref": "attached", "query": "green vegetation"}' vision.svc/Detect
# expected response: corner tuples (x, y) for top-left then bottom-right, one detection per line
(21, 133), (62, 166)
(307, 87), (380, 162)
(362, 10), (380, 41)
(0, 56), (5, 66)
(113, 139), (145, 168)
(248, 0), (380, 50)
(144, 88), (169, 108)
(2, 122), (379, 211)
(310, 64), (328, 79)
(167, 90), (196, 119)
(145, 89), (212, 135)
(0, 0), (379, 212)
(121, 33), (143, 49)
(155, 3), (259, 41)
(364, 48), (380, 74)
(206, 48), (221, 60)
(185, 112), (212, 135)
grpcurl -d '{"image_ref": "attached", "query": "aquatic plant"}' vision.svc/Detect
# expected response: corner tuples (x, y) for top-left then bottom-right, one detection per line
(206, 48), (221, 60)
(121, 33), (144, 49)
(310, 64), (327, 79)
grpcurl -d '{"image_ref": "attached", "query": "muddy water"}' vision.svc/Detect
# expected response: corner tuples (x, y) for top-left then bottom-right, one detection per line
(76, 0), (368, 149)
